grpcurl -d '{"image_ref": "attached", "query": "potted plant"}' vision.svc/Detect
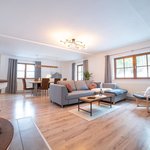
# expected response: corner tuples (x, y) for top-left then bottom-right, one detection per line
(84, 71), (92, 80)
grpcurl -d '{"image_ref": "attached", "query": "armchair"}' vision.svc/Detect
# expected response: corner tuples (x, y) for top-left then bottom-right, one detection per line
(133, 87), (150, 113)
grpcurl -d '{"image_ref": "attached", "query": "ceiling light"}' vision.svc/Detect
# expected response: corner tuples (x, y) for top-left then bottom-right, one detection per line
(60, 38), (85, 49)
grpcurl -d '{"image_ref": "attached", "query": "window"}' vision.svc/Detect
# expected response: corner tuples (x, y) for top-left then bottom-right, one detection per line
(77, 64), (83, 80)
(114, 53), (150, 79)
(17, 63), (35, 78)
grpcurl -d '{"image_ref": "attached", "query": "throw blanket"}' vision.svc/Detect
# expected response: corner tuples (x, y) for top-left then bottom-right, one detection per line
(105, 89), (128, 96)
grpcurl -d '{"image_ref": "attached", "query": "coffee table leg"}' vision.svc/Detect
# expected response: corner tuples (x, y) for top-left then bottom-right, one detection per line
(90, 102), (92, 116)
(98, 100), (100, 106)
(110, 97), (112, 108)
(78, 99), (80, 111)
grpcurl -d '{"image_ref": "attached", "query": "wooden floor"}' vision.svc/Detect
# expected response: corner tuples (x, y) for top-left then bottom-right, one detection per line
(0, 94), (150, 150)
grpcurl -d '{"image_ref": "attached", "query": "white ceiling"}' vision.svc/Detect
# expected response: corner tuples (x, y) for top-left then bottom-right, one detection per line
(0, 0), (150, 61)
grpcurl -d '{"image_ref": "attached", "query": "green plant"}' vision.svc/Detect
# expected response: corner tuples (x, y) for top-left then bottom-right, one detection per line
(84, 71), (92, 80)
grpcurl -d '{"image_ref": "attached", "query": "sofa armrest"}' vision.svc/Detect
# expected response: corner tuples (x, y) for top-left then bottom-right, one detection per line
(102, 83), (117, 89)
(49, 84), (68, 107)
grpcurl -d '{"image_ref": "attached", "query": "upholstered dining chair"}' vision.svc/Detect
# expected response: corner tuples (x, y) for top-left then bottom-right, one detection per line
(39, 78), (49, 95)
(22, 78), (34, 95)
(133, 87), (150, 113)
(54, 78), (61, 84)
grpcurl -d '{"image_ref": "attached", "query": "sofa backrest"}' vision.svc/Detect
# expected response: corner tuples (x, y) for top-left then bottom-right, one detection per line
(75, 80), (89, 90)
(57, 80), (102, 91)
(57, 80), (76, 91)
(102, 83), (117, 89)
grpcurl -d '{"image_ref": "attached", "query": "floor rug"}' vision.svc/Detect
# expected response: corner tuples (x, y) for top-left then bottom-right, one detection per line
(69, 104), (120, 121)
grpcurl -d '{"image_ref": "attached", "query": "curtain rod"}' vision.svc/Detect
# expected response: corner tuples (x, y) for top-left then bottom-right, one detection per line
(109, 46), (150, 56)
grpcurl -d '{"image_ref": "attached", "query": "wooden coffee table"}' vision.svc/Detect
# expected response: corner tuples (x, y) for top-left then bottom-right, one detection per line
(78, 93), (114, 116)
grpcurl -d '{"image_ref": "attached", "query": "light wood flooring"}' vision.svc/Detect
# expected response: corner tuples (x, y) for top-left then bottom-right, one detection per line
(0, 94), (150, 150)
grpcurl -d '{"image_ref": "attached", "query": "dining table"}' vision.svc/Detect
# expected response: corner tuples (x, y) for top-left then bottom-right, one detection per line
(29, 80), (54, 96)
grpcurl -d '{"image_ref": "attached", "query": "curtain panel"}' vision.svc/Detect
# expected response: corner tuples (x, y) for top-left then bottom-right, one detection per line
(6, 58), (17, 94)
(83, 60), (88, 80)
(83, 60), (88, 73)
(72, 63), (75, 80)
(104, 55), (112, 83)
(35, 61), (41, 79)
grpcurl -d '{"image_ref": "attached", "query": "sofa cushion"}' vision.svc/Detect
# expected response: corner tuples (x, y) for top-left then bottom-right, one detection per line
(57, 80), (76, 91)
(104, 89), (128, 96)
(66, 84), (73, 93)
(75, 80), (88, 90)
(85, 80), (101, 88)
(66, 90), (94, 99)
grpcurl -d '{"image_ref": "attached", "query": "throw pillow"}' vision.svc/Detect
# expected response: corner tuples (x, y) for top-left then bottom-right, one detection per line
(144, 87), (150, 97)
(66, 84), (73, 92)
(88, 83), (97, 90)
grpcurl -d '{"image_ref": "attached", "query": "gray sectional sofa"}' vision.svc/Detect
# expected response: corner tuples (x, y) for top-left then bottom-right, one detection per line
(49, 80), (127, 107)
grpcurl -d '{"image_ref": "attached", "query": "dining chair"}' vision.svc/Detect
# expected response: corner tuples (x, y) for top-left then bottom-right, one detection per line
(22, 78), (34, 96)
(39, 78), (50, 95)
(63, 78), (67, 81)
(54, 78), (61, 84)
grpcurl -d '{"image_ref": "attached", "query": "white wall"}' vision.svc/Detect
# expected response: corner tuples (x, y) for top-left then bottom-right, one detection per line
(0, 54), (9, 80)
(60, 61), (72, 80)
(60, 60), (84, 80)
(88, 40), (150, 95)
(41, 59), (61, 78)
(0, 54), (9, 93)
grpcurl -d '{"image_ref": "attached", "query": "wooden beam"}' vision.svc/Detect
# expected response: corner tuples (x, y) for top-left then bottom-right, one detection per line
(35, 65), (58, 68)
(41, 65), (58, 68)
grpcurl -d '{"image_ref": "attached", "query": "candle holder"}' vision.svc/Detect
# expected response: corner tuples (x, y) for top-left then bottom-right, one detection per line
(99, 88), (103, 96)
(99, 83), (103, 95)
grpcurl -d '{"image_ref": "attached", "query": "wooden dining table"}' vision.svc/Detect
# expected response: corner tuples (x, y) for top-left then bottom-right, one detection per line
(29, 80), (54, 96)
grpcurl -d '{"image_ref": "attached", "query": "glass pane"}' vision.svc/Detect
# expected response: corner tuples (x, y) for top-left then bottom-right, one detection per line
(137, 67), (147, 77)
(78, 66), (83, 72)
(125, 68), (134, 78)
(148, 66), (150, 77)
(26, 72), (34, 78)
(78, 72), (83, 80)
(17, 71), (25, 78)
(136, 55), (147, 66)
(116, 69), (124, 78)
(124, 57), (133, 67)
(17, 64), (25, 71)
(148, 55), (150, 65)
(116, 59), (124, 68)
(27, 64), (35, 71)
